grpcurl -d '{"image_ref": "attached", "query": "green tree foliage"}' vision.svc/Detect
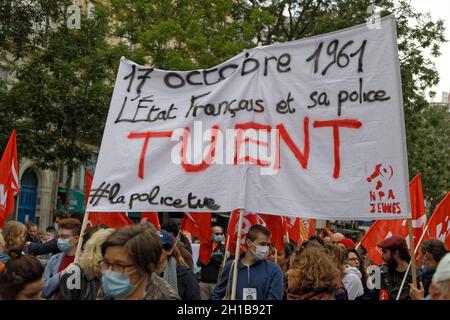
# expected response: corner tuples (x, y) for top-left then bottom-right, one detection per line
(0, 7), (130, 209)
(0, 0), (69, 58)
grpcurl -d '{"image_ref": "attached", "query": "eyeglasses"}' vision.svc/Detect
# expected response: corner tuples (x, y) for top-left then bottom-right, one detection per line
(347, 257), (359, 262)
(100, 260), (135, 274)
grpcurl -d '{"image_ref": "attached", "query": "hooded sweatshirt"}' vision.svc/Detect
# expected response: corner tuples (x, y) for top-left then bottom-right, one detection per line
(210, 258), (283, 300)
(342, 266), (364, 300)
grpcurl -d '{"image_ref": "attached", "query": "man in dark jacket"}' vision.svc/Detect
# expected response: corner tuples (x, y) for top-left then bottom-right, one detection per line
(198, 225), (225, 300)
(376, 236), (422, 300)
(210, 225), (283, 300)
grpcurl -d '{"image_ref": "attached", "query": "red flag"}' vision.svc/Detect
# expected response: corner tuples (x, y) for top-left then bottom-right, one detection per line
(140, 212), (161, 230)
(0, 129), (19, 228)
(409, 173), (427, 243)
(360, 220), (401, 265)
(422, 192), (450, 248)
(84, 171), (133, 228)
(360, 174), (427, 264)
(87, 212), (133, 228)
(181, 212), (212, 265)
(227, 210), (284, 254)
(307, 219), (316, 237)
(324, 227), (334, 238)
(283, 217), (300, 243)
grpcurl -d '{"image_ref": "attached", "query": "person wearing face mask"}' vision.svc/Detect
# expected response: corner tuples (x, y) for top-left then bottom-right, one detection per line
(410, 239), (448, 299)
(98, 224), (179, 300)
(198, 225), (226, 300)
(210, 224), (283, 300)
(26, 212), (69, 257)
(42, 218), (81, 299)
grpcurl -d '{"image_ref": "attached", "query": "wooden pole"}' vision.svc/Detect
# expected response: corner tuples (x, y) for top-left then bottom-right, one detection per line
(395, 223), (429, 300)
(74, 211), (89, 264)
(217, 234), (230, 283)
(230, 209), (244, 300)
(408, 219), (418, 287)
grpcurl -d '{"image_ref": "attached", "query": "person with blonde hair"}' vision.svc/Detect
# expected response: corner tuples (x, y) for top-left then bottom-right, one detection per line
(1, 221), (27, 262)
(287, 246), (341, 300)
(58, 228), (114, 300)
(0, 233), (7, 272)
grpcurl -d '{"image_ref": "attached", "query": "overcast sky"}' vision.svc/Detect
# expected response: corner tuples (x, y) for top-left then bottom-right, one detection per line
(410, 0), (450, 102)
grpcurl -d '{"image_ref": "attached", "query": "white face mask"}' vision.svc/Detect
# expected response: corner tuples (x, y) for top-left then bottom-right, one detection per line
(252, 244), (269, 261)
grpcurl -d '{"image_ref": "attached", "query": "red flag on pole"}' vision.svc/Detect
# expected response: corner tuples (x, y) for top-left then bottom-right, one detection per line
(140, 212), (161, 230)
(227, 210), (284, 253)
(422, 192), (450, 248)
(409, 173), (427, 243)
(84, 171), (132, 228)
(283, 217), (300, 243)
(0, 129), (19, 228)
(360, 174), (427, 264)
(181, 212), (212, 265)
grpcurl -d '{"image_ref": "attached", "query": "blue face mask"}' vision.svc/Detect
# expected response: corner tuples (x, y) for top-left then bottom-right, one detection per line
(101, 270), (138, 299)
(57, 238), (71, 253)
(213, 235), (223, 243)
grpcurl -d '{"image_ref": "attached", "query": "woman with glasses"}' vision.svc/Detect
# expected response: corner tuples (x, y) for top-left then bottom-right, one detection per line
(98, 224), (179, 300)
(343, 248), (374, 300)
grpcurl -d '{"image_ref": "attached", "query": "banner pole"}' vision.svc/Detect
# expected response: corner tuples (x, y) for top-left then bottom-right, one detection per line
(217, 234), (230, 283)
(395, 223), (429, 300)
(74, 211), (89, 264)
(230, 209), (244, 300)
(408, 219), (418, 287)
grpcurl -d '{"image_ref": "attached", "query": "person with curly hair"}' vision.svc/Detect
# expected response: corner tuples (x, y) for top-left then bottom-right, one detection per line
(1, 221), (27, 262)
(0, 254), (44, 300)
(287, 246), (341, 300)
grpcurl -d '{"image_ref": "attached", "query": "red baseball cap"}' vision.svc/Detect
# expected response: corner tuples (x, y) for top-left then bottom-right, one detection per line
(338, 238), (356, 249)
(377, 236), (408, 250)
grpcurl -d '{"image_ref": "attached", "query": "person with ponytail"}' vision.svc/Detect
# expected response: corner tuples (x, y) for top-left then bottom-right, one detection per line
(1, 221), (27, 262)
(0, 254), (44, 300)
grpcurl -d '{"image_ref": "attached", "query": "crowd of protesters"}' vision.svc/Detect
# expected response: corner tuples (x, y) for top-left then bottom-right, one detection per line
(1, 212), (449, 301)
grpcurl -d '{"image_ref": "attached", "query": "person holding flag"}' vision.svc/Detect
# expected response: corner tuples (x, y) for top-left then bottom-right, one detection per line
(377, 236), (422, 300)
(210, 225), (283, 300)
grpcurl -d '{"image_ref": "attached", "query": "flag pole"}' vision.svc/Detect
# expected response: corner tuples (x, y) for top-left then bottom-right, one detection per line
(395, 223), (429, 300)
(407, 219), (418, 287)
(230, 209), (244, 300)
(217, 234), (230, 283)
(74, 211), (89, 264)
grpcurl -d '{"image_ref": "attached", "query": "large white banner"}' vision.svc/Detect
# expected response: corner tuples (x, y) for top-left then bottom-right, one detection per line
(87, 15), (411, 220)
